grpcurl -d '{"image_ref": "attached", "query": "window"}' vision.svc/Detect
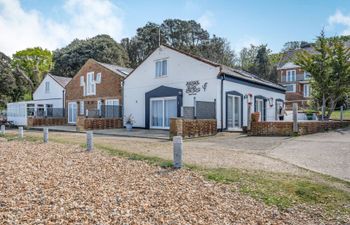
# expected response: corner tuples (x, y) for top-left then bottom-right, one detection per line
(96, 73), (102, 84)
(79, 101), (84, 115)
(304, 71), (311, 80)
(27, 104), (35, 116)
(80, 76), (84, 86)
(303, 84), (311, 97)
(286, 84), (296, 92)
(286, 70), (296, 82)
(45, 81), (50, 93)
(86, 72), (96, 95)
(155, 60), (167, 77)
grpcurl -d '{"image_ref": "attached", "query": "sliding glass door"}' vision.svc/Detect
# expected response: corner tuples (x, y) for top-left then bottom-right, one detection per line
(150, 97), (177, 129)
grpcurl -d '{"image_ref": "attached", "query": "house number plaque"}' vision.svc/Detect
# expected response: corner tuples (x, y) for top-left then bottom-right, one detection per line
(185, 80), (201, 95)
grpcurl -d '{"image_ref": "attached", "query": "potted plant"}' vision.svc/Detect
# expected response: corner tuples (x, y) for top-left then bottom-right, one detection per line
(125, 114), (135, 131)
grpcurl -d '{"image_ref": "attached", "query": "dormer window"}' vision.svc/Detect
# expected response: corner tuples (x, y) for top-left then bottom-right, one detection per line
(155, 59), (167, 77)
(286, 70), (296, 82)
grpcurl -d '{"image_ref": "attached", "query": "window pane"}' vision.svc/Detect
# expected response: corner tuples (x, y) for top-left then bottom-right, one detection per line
(151, 100), (163, 127)
(234, 96), (240, 127)
(227, 96), (233, 128)
(162, 60), (167, 75)
(164, 99), (176, 127)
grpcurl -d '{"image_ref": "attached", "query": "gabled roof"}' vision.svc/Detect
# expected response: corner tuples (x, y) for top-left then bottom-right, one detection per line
(48, 74), (72, 88)
(96, 61), (133, 77)
(161, 45), (285, 91)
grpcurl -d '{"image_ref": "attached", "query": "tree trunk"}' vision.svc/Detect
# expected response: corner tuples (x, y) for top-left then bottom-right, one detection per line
(322, 93), (326, 121)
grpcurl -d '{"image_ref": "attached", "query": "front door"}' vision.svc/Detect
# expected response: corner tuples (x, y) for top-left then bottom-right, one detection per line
(227, 94), (241, 130)
(68, 102), (77, 124)
(150, 97), (177, 129)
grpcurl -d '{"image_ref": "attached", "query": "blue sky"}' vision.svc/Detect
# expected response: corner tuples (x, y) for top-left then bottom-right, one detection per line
(1, 0), (350, 55)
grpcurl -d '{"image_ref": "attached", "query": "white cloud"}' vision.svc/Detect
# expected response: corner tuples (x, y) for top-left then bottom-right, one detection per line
(197, 11), (215, 29)
(328, 10), (350, 35)
(0, 0), (124, 56)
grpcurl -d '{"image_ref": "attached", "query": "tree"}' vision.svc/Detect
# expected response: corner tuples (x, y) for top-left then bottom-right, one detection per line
(51, 34), (129, 77)
(281, 41), (311, 52)
(12, 47), (53, 88)
(121, 19), (236, 68)
(0, 52), (16, 107)
(296, 31), (350, 119)
(252, 45), (272, 81)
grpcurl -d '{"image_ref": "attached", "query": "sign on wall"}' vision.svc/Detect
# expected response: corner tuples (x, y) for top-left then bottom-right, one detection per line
(186, 80), (201, 95)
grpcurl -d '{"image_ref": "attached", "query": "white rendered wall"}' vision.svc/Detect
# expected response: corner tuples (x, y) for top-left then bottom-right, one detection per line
(33, 75), (64, 103)
(217, 80), (285, 129)
(124, 46), (220, 128)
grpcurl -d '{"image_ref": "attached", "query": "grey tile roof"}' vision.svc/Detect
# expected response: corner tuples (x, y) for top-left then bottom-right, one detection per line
(49, 74), (72, 87)
(162, 45), (285, 91)
(96, 61), (133, 77)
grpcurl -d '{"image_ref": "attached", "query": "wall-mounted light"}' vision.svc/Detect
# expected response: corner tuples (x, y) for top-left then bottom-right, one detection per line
(268, 97), (274, 107)
(245, 93), (253, 105)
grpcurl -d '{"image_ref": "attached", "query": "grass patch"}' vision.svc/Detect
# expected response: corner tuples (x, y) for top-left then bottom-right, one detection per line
(330, 110), (350, 120)
(200, 168), (350, 220)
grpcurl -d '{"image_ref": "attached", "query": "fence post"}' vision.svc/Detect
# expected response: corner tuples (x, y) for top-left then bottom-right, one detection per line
(173, 136), (183, 169)
(1, 125), (5, 135)
(86, 131), (93, 152)
(18, 127), (24, 138)
(293, 103), (298, 133)
(43, 128), (49, 143)
(340, 106), (344, 122)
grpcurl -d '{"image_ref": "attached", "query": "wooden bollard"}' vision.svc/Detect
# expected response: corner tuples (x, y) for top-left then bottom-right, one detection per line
(86, 131), (93, 152)
(1, 125), (5, 135)
(18, 127), (24, 138)
(43, 128), (49, 143)
(173, 136), (183, 169)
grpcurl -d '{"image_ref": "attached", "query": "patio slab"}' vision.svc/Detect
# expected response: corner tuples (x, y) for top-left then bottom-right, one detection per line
(30, 126), (170, 140)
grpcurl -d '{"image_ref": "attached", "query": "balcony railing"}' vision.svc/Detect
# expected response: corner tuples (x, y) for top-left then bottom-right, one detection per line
(85, 105), (122, 119)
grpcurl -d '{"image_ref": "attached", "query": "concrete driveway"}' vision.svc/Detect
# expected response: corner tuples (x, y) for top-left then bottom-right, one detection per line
(268, 128), (350, 181)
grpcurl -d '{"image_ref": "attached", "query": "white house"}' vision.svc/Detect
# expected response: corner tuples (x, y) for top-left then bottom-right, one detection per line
(7, 74), (71, 126)
(124, 45), (285, 130)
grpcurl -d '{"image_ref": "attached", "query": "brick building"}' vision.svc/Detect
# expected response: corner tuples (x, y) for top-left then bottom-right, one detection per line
(65, 59), (133, 124)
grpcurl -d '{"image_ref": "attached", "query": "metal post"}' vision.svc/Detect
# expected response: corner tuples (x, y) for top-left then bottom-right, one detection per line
(173, 136), (183, 169)
(86, 131), (93, 151)
(43, 128), (49, 143)
(1, 125), (5, 135)
(340, 106), (344, 122)
(18, 127), (24, 139)
(292, 103), (298, 133)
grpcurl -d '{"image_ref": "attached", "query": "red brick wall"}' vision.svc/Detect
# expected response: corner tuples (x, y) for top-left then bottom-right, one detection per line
(27, 117), (67, 127)
(170, 118), (217, 139)
(76, 116), (123, 131)
(249, 121), (350, 136)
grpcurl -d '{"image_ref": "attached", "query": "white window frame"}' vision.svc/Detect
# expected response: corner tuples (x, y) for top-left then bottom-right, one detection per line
(150, 96), (176, 129)
(255, 99), (264, 121)
(303, 84), (310, 97)
(80, 76), (84, 86)
(304, 71), (311, 80)
(286, 84), (296, 92)
(79, 101), (84, 115)
(155, 59), (167, 78)
(96, 72), (102, 84)
(86, 72), (96, 96)
(45, 81), (50, 93)
(286, 70), (296, 82)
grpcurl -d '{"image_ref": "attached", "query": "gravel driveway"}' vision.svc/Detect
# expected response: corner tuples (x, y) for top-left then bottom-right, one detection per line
(269, 127), (350, 181)
(0, 140), (319, 224)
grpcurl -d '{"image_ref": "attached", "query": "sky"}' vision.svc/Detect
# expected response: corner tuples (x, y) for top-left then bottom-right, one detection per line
(0, 0), (350, 56)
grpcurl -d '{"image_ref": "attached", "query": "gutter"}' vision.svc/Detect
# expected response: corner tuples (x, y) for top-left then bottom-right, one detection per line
(220, 66), (225, 132)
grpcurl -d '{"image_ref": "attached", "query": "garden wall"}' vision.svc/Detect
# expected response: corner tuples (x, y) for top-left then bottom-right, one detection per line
(249, 121), (350, 136)
(27, 117), (66, 127)
(76, 117), (123, 131)
(170, 118), (217, 139)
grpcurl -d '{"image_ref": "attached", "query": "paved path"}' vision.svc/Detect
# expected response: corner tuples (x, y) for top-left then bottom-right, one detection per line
(269, 128), (350, 181)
